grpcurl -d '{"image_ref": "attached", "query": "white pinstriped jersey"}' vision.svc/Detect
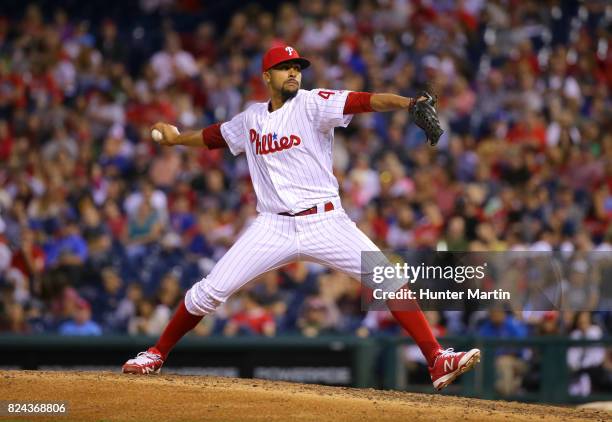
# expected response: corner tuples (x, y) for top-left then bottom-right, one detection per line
(220, 89), (352, 214)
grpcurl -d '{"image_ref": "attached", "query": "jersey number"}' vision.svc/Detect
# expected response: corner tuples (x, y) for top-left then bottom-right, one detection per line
(317, 90), (336, 100)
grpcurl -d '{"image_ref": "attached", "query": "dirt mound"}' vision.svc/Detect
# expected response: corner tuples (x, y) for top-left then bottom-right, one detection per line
(0, 371), (608, 421)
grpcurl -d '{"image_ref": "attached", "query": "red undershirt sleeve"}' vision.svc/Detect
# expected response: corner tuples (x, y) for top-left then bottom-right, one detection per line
(343, 92), (374, 114)
(201, 122), (228, 149)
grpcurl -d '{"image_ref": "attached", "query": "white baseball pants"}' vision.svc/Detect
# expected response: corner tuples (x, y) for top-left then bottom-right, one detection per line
(185, 204), (386, 316)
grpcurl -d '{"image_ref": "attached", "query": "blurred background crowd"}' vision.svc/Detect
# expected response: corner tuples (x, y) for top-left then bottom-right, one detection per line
(0, 0), (611, 396)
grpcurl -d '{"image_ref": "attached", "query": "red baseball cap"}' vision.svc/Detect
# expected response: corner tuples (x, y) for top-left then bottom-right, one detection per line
(261, 45), (310, 72)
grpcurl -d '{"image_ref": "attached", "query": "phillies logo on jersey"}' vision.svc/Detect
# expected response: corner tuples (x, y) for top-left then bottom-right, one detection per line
(249, 129), (301, 155)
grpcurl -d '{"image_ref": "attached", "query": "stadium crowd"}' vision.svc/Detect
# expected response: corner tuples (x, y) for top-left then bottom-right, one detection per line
(0, 0), (611, 395)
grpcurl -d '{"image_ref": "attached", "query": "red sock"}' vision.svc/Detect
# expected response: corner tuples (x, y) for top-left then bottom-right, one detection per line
(155, 300), (203, 359)
(390, 307), (441, 367)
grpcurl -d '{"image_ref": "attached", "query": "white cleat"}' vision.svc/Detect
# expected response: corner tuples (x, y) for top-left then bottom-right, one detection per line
(122, 347), (165, 375)
(429, 348), (481, 391)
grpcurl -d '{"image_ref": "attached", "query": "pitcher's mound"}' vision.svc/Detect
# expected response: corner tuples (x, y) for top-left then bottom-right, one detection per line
(0, 371), (607, 421)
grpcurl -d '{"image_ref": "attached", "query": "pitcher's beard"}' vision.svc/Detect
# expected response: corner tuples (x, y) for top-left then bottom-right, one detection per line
(281, 87), (298, 102)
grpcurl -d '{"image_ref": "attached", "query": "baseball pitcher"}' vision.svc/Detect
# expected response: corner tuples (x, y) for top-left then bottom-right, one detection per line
(123, 45), (479, 390)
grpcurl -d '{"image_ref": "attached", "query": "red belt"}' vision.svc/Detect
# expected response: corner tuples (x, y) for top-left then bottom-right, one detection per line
(278, 202), (335, 217)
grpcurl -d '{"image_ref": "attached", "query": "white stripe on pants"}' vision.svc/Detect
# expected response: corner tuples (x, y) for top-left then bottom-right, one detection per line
(185, 208), (386, 316)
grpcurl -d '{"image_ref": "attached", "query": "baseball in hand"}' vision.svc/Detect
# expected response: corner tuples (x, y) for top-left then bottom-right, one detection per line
(151, 129), (163, 142)
(151, 125), (179, 143)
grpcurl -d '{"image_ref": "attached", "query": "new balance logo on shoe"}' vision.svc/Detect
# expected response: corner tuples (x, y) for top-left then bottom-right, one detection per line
(143, 366), (157, 374)
(444, 359), (454, 372)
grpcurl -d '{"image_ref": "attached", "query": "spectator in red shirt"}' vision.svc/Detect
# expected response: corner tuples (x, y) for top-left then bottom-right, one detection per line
(10, 227), (45, 280)
(224, 291), (276, 337)
(506, 111), (547, 150)
(0, 120), (13, 161)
